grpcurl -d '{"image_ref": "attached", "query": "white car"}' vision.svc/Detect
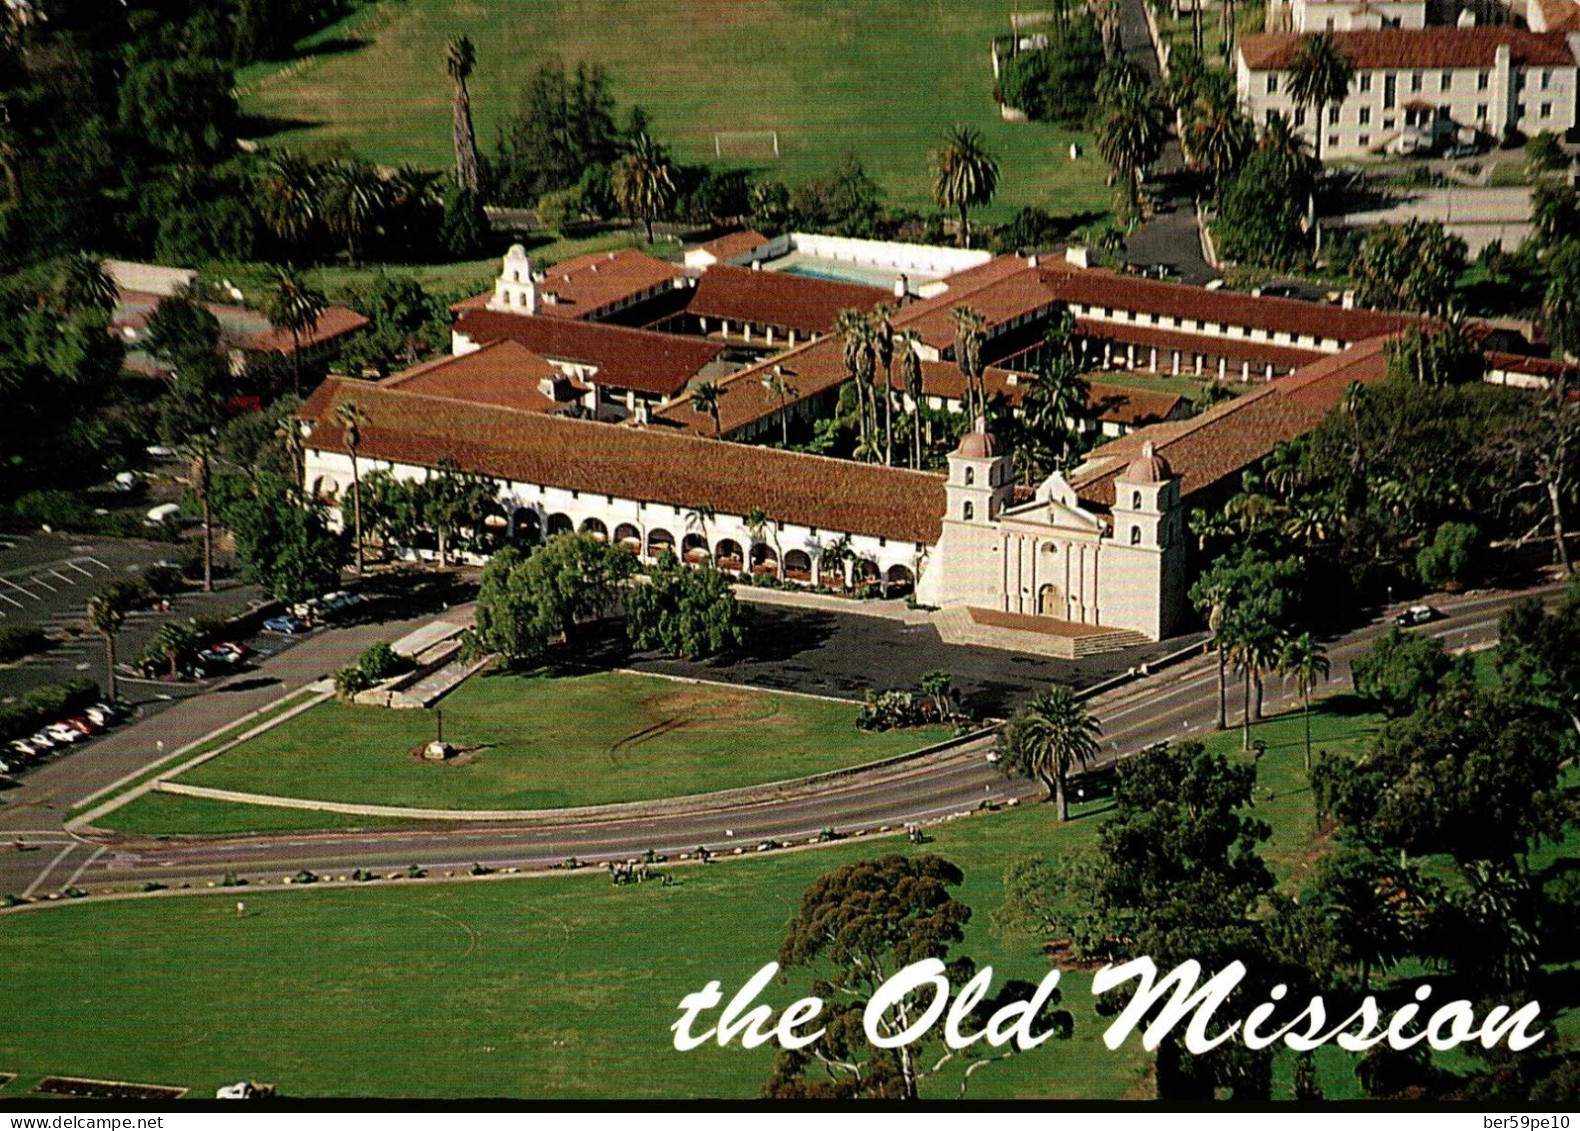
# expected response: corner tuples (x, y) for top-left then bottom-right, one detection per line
(27, 731), (57, 750)
(44, 723), (83, 744)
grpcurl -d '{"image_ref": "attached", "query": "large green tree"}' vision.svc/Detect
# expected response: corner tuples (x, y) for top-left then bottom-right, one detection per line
(470, 535), (636, 662)
(996, 684), (1102, 820)
(625, 552), (749, 661)
(932, 125), (1000, 249)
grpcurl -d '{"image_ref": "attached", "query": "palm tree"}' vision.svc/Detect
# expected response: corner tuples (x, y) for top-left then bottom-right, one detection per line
(1097, 82), (1169, 216)
(932, 125), (1000, 249)
(746, 506), (782, 580)
(336, 400), (370, 575)
(761, 365), (797, 447)
(1257, 111), (1317, 186)
(1011, 684), (1102, 820)
(1234, 629), (1286, 749)
(1206, 593), (1231, 731)
(255, 152), (320, 254)
(319, 159), (388, 267)
(1286, 33), (1355, 226)
(949, 306), (987, 421)
(872, 304), (896, 465)
(691, 380), (723, 438)
(835, 308), (876, 456)
(614, 132), (678, 244)
(262, 265), (328, 397)
(686, 503), (716, 563)
(151, 622), (199, 680)
(900, 332), (925, 469)
(86, 584), (135, 701)
(1184, 89), (1255, 195)
(445, 35), (481, 194)
(1279, 632), (1331, 770)
(56, 252), (118, 316)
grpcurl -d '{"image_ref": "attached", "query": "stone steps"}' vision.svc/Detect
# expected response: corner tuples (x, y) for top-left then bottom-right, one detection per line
(934, 607), (1150, 659)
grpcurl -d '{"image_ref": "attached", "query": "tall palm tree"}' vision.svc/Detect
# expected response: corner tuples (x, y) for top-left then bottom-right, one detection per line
(835, 308), (876, 456)
(691, 380), (723, 438)
(900, 332), (925, 469)
(1097, 82), (1169, 215)
(1184, 89), (1255, 195)
(336, 400), (370, 575)
(761, 365), (797, 447)
(614, 132), (678, 244)
(949, 306), (987, 421)
(1280, 632), (1331, 770)
(445, 35), (482, 194)
(932, 125), (1000, 249)
(262, 265), (328, 397)
(255, 152), (320, 254)
(1287, 32), (1355, 226)
(1257, 111), (1317, 185)
(872, 304), (896, 465)
(1013, 684), (1102, 820)
(86, 584), (135, 702)
(1234, 629), (1286, 749)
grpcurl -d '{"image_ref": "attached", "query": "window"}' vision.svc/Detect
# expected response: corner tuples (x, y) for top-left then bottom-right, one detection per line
(963, 502), (974, 521)
(1410, 71), (1423, 93)
(1476, 103), (1488, 120)
(1328, 105), (1339, 125)
(964, 466), (975, 486)
(1328, 134), (1339, 149)
(1383, 117), (1395, 130)
(1132, 491), (1142, 510)
(1542, 68), (1553, 90)
(1359, 73), (1372, 93)
(1384, 73), (1396, 108)
(1478, 70), (1490, 91)
(1542, 102), (1553, 119)
(1130, 526), (1142, 546)
(1440, 73), (1452, 92)
(1358, 133), (1370, 147)
(1265, 109), (1277, 125)
(1266, 73), (1279, 94)
(1359, 106), (1372, 124)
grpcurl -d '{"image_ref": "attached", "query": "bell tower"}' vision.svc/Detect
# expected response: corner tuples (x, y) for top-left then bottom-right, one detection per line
(944, 419), (1012, 525)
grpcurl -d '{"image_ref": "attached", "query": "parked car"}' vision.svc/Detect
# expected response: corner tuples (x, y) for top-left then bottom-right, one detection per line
(44, 723), (83, 744)
(63, 716), (98, 736)
(1443, 142), (1479, 159)
(9, 739), (41, 759)
(263, 613), (310, 635)
(144, 503), (182, 527)
(27, 730), (57, 751)
(197, 642), (248, 667)
(1395, 604), (1438, 627)
(84, 705), (118, 727)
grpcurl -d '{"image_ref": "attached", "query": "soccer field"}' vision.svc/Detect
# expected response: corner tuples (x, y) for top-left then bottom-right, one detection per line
(240, 0), (1111, 220)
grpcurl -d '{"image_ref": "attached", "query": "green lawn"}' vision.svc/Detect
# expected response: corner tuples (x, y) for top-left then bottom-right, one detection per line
(2, 696), (1572, 1099)
(240, 0), (1109, 221)
(97, 792), (428, 837)
(1090, 370), (1238, 400)
(164, 669), (953, 814)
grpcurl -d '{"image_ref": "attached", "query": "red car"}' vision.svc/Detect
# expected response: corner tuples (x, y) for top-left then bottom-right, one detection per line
(63, 716), (98, 736)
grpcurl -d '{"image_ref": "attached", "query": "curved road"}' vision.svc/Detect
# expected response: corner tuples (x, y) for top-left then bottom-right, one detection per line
(0, 579), (1564, 899)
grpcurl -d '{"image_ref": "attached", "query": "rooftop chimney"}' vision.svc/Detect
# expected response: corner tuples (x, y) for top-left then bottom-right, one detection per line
(1066, 246), (1090, 269)
(894, 272), (910, 300)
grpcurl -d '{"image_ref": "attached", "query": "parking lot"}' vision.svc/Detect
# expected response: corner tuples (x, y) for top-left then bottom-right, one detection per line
(0, 531), (266, 704)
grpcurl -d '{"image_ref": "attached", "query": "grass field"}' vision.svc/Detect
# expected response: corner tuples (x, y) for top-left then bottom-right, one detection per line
(240, 0), (1110, 221)
(8, 697), (1561, 1100)
(151, 669), (953, 816)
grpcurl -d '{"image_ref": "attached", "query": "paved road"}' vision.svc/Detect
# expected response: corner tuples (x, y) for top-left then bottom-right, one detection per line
(1114, 0), (1220, 285)
(0, 579), (1557, 899)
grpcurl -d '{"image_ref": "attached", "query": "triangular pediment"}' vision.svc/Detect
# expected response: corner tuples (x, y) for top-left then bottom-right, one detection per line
(1001, 496), (1105, 534)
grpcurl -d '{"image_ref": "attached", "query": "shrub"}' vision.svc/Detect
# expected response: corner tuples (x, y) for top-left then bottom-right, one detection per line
(1415, 521), (1485, 588)
(357, 640), (410, 682)
(140, 563), (185, 596)
(855, 689), (928, 731)
(0, 625), (48, 662)
(333, 666), (372, 700)
(0, 678), (99, 741)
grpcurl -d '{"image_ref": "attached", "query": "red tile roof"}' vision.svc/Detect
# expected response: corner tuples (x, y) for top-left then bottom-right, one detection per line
(1533, 0), (1580, 32)
(1239, 27), (1578, 71)
(697, 230), (770, 261)
(1070, 338), (1393, 507)
(1042, 265), (1426, 344)
(893, 260), (1063, 349)
(530, 246), (689, 319)
(379, 340), (568, 414)
(686, 265), (886, 335)
(244, 305), (369, 353)
(1070, 317), (1327, 370)
(299, 377), (946, 545)
(452, 310), (724, 399)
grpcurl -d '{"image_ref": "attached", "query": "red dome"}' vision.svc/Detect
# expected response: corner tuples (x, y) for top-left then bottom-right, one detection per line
(1123, 441), (1173, 483)
(957, 431), (999, 458)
